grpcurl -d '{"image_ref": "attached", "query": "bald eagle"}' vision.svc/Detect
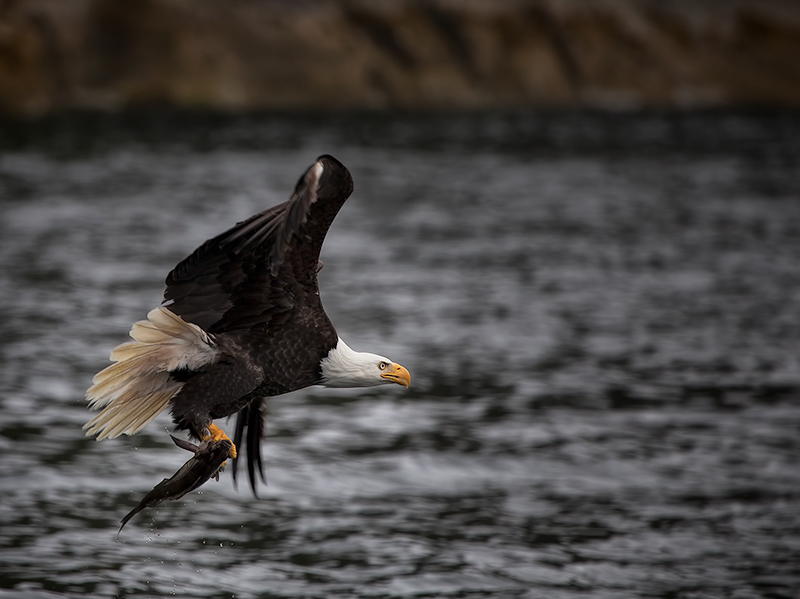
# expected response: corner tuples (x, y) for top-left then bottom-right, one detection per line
(84, 155), (411, 493)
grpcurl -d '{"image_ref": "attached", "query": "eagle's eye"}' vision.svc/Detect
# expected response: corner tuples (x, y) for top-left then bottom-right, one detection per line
(378, 361), (388, 370)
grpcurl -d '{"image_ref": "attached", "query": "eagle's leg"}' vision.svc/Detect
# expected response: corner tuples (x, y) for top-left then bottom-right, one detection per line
(203, 423), (238, 459)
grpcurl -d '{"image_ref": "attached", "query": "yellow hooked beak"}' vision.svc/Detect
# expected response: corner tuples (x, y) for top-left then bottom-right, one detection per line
(381, 363), (411, 388)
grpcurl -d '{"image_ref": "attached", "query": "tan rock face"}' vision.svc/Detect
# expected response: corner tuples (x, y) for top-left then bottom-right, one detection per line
(1, 0), (799, 115)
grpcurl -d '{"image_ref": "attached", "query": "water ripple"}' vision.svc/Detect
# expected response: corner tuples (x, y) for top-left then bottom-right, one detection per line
(0, 111), (799, 598)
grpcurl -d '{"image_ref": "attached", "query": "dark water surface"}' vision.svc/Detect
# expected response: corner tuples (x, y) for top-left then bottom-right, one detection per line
(1, 111), (799, 599)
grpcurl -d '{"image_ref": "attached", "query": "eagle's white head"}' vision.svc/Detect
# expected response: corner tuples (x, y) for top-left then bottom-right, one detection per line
(320, 338), (411, 389)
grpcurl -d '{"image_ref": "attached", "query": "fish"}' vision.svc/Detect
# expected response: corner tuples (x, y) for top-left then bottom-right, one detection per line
(118, 435), (232, 533)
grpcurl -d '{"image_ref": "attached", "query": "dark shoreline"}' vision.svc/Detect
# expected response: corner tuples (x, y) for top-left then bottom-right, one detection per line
(2, 0), (799, 116)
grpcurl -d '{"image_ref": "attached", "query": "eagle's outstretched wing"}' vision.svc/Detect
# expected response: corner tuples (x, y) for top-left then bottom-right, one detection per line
(162, 154), (354, 334)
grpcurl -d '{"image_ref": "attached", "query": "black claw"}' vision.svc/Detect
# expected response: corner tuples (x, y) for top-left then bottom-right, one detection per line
(170, 434), (199, 453)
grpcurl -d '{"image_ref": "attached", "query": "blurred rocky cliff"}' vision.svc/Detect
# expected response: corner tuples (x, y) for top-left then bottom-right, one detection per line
(1, 0), (799, 115)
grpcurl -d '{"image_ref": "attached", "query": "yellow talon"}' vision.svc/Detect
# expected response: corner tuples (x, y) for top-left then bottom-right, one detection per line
(203, 422), (237, 459)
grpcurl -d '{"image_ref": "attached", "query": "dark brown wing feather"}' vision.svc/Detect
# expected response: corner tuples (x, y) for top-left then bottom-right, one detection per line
(163, 155), (354, 334)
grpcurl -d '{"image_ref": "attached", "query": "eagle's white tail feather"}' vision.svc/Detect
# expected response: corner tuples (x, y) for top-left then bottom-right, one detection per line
(84, 307), (218, 440)
(86, 380), (179, 439)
